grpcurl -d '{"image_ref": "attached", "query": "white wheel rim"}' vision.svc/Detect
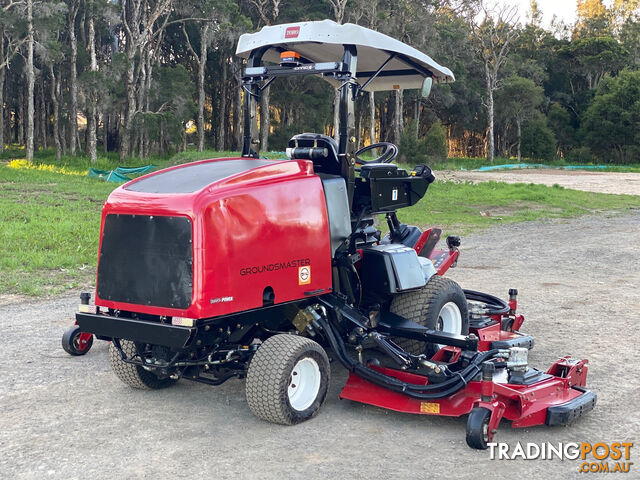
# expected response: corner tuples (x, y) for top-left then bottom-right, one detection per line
(436, 302), (462, 349)
(287, 357), (321, 412)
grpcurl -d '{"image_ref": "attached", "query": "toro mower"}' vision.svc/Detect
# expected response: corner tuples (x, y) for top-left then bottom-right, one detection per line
(67, 20), (595, 449)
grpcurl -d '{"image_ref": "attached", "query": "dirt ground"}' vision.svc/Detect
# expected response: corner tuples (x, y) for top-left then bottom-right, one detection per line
(439, 168), (640, 196)
(1, 212), (639, 479)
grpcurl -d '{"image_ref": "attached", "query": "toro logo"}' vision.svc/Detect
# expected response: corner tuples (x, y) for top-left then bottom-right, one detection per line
(285, 26), (300, 39)
(298, 266), (311, 285)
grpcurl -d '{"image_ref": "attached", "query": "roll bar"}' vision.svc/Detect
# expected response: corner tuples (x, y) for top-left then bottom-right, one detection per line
(241, 44), (358, 205)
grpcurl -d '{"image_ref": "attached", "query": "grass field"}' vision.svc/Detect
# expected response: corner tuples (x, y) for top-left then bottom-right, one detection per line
(2, 148), (640, 296)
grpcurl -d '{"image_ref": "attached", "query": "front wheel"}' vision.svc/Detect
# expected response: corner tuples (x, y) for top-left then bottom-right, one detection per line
(466, 407), (493, 449)
(390, 275), (469, 357)
(246, 334), (330, 425)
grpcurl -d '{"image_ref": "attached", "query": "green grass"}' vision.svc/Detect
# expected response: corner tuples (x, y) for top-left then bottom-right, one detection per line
(1, 147), (639, 296)
(394, 180), (640, 236)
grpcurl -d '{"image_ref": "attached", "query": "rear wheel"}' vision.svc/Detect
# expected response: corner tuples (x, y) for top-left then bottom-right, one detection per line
(109, 340), (178, 390)
(246, 334), (330, 425)
(390, 275), (469, 357)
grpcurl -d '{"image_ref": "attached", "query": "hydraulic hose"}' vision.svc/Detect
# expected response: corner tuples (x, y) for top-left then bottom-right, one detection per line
(464, 289), (510, 315)
(317, 315), (498, 400)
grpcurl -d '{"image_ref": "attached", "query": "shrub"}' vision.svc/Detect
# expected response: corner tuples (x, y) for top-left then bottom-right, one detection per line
(520, 116), (557, 161)
(423, 121), (448, 160)
(565, 146), (596, 164)
(398, 120), (447, 164)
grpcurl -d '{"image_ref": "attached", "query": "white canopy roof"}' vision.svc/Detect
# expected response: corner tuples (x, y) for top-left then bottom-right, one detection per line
(236, 20), (455, 92)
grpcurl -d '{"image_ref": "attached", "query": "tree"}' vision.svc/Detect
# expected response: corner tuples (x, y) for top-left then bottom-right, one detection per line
(65, 0), (79, 155)
(466, 2), (520, 163)
(182, 20), (212, 152)
(520, 114), (556, 161)
(559, 37), (627, 91)
(581, 69), (640, 163)
(119, 0), (174, 161)
(547, 103), (575, 156)
(248, 0), (280, 152)
(496, 75), (544, 161)
(25, 0), (33, 160)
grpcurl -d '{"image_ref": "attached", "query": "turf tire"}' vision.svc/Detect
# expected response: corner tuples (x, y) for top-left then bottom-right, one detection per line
(109, 340), (178, 390)
(389, 275), (469, 356)
(246, 334), (330, 425)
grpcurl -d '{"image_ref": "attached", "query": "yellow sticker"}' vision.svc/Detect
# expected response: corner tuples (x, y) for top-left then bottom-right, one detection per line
(420, 402), (440, 414)
(298, 266), (311, 285)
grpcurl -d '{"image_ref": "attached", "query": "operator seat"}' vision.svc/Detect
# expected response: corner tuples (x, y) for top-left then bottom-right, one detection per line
(288, 133), (350, 257)
(288, 133), (341, 176)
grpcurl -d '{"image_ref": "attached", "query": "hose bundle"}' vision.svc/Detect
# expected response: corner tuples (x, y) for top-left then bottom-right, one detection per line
(317, 315), (498, 400)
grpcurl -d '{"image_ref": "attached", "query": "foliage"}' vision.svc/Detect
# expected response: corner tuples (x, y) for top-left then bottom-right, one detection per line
(581, 69), (640, 164)
(520, 115), (557, 161)
(423, 121), (448, 160)
(1, 0), (640, 166)
(399, 120), (447, 164)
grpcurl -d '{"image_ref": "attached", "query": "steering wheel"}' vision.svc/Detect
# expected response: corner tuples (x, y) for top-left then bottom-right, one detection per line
(354, 142), (399, 165)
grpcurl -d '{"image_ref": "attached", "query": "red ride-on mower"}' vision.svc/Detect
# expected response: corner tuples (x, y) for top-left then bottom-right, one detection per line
(70, 20), (595, 449)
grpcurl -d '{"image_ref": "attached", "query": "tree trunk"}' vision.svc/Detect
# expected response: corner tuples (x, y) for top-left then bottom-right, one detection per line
(120, 60), (136, 161)
(516, 118), (522, 162)
(104, 114), (109, 154)
(217, 60), (227, 151)
(61, 123), (67, 155)
(40, 77), (47, 149)
(87, 7), (98, 163)
(18, 89), (24, 146)
(260, 85), (270, 152)
(486, 77), (495, 163)
(197, 25), (209, 152)
(69, 3), (78, 156)
(26, 0), (34, 161)
(235, 71), (242, 150)
(393, 89), (403, 144)
(50, 65), (61, 161)
(369, 91), (375, 144)
(333, 88), (340, 142)
(0, 26), (4, 154)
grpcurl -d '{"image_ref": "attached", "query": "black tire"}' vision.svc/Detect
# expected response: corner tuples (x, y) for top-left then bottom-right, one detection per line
(389, 275), (469, 357)
(61, 325), (93, 356)
(109, 340), (178, 390)
(246, 334), (330, 425)
(466, 407), (493, 449)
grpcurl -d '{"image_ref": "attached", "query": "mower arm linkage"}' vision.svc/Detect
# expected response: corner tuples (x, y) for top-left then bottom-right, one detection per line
(316, 295), (495, 400)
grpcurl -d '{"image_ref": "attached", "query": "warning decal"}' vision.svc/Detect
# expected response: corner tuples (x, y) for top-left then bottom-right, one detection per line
(420, 402), (440, 414)
(298, 266), (311, 285)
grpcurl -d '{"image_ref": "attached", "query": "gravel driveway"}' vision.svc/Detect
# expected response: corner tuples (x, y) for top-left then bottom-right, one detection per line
(1, 212), (639, 479)
(439, 168), (640, 195)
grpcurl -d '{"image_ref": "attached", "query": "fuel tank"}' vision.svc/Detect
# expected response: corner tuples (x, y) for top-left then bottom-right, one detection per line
(94, 157), (333, 319)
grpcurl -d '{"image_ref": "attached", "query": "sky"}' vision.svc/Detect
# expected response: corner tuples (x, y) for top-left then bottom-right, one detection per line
(512, 0), (578, 27)
(511, 0), (619, 28)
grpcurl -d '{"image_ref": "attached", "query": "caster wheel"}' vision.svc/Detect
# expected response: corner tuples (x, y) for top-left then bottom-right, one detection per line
(62, 325), (93, 356)
(466, 407), (493, 449)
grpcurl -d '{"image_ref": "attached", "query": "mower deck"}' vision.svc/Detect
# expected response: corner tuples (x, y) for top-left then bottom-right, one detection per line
(340, 357), (595, 430)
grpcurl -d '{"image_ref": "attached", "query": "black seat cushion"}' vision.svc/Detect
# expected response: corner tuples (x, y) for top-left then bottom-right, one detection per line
(289, 133), (341, 176)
